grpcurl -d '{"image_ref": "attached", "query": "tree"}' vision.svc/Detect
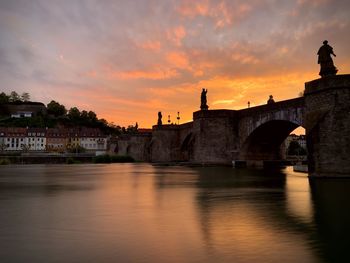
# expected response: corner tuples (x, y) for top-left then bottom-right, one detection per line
(108, 122), (122, 135)
(80, 110), (89, 120)
(21, 144), (31, 152)
(288, 140), (307, 155)
(0, 142), (7, 153)
(88, 111), (97, 122)
(0, 92), (9, 104)
(21, 92), (30, 102)
(47, 100), (67, 117)
(68, 107), (81, 120)
(126, 123), (138, 134)
(67, 145), (86, 153)
(9, 91), (20, 102)
(99, 118), (108, 125)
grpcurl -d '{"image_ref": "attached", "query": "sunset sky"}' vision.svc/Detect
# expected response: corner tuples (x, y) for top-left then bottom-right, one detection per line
(1, 0), (349, 127)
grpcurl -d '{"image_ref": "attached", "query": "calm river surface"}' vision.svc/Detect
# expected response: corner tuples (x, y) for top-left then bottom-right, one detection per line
(0, 164), (350, 263)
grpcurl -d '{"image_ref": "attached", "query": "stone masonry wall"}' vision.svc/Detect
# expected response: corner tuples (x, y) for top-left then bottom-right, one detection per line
(150, 125), (181, 162)
(192, 110), (238, 164)
(117, 134), (152, 161)
(305, 74), (350, 177)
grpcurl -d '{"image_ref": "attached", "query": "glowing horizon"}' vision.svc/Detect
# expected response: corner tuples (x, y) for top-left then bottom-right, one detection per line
(1, 0), (349, 128)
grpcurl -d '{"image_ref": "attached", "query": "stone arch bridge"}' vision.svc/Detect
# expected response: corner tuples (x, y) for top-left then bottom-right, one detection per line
(118, 75), (350, 177)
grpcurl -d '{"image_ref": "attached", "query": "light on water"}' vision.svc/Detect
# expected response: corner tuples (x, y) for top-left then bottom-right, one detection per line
(0, 164), (350, 263)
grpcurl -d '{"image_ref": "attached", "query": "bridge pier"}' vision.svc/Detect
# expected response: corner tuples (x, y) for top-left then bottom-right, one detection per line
(305, 75), (350, 177)
(192, 110), (238, 165)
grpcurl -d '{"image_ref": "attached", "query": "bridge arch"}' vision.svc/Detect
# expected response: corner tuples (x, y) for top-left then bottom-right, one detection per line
(180, 132), (195, 161)
(239, 119), (304, 160)
(149, 137), (162, 161)
(126, 144), (131, 155)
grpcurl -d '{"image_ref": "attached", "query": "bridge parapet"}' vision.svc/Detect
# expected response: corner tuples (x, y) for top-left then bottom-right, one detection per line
(193, 109), (237, 119)
(238, 97), (304, 117)
(305, 74), (350, 94)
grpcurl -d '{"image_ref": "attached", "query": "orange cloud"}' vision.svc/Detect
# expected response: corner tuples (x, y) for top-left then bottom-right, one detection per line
(165, 50), (219, 77)
(167, 26), (186, 46)
(197, 72), (316, 110)
(110, 68), (179, 80)
(57, 70), (319, 128)
(138, 40), (161, 51)
(177, 1), (209, 18)
(212, 99), (237, 105)
(166, 51), (189, 69)
(82, 70), (98, 78)
(213, 1), (232, 28)
(231, 52), (260, 65)
(297, 0), (329, 7)
(177, 1), (252, 28)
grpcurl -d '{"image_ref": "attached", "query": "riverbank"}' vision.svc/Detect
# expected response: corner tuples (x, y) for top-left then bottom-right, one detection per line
(0, 154), (135, 164)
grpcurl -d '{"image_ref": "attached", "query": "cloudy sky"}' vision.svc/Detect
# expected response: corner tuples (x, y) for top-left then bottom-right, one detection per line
(1, 0), (349, 127)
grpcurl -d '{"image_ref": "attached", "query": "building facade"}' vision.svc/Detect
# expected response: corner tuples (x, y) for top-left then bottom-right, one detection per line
(79, 128), (107, 152)
(0, 127), (107, 153)
(0, 128), (28, 151)
(27, 128), (46, 151)
(46, 128), (68, 152)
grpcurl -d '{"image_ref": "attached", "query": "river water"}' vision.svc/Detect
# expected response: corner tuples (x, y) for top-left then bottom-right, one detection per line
(0, 164), (349, 263)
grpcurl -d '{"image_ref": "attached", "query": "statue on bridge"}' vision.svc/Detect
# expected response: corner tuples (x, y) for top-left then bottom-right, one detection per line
(200, 88), (209, 110)
(317, 40), (338, 77)
(157, 111), (162, 126)
(267, 95), (275, 104)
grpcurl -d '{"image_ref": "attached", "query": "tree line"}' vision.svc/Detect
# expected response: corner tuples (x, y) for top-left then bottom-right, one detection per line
(0, 92), (138, 135)
(0, 91), (30, 104)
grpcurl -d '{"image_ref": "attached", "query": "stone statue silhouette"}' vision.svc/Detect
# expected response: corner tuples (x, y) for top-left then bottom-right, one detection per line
(267, 95), (275, 104)
(157, 111), (162, 126)
(317, 40), (338, 77)
(200, 88), (208, 110)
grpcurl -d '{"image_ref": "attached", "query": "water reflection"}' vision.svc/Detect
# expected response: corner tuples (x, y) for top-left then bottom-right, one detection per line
(190, 167), (318, 263)
(286, 171), (314, 224)
(309, 179), (350, 263)
(0, 165), (98, 200)
(153, 166), (350, 263)
(0, 164), (349, 262)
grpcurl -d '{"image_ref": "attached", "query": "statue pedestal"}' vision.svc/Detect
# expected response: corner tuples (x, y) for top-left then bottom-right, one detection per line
(305, 74), (350, 177)
(200, 105), (208, 111)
